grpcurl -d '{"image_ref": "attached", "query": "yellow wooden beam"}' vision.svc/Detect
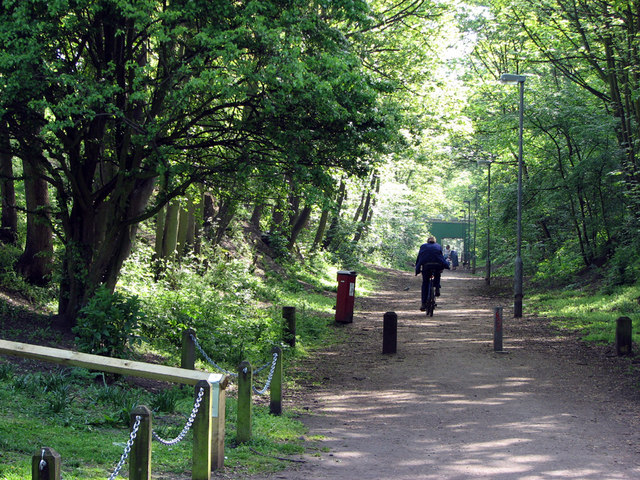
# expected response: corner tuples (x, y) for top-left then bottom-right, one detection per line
(0, 339), (227, 388)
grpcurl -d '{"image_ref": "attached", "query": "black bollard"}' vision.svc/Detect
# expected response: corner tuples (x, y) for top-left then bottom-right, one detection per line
(282, 307), (296, 348)
(493, 307), (503, 352)
(382, 311), (397, 354)
(616, 316), (633, 356)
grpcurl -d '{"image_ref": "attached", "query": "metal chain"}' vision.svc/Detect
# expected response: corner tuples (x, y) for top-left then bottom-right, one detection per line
(108, 415), (141, 480)
(39, 449), (47, 471)
(252, 352), (278, 395)
(190, 332), (272, 376)
(190, 333), (238, 377)
(253, 359), (272, 375)
(152, 387), (204, 446)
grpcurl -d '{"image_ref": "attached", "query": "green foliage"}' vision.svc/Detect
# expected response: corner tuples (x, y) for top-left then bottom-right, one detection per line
(151, 387), (183, 414)
(604, 244), (640, 289)
(0, 244), (54, 307)
(532, 242), (585, 286)
(0, 0), (400, 327)
(223, 398), (307, 474)
(531, 284), (640, 344)
(72, 286), (144, 358)
(0, 362), (14, 381)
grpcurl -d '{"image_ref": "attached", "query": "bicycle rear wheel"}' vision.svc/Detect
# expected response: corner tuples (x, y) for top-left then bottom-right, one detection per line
(426, 278), (435, 317)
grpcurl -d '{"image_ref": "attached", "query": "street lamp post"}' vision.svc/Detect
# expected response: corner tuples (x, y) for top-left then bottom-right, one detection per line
(464, 200), (471, 269)
(475, 158), (493, 285)
(485, 160), (492, 285)
(472, 191), (478, 274)
(500, 73), (526, 318)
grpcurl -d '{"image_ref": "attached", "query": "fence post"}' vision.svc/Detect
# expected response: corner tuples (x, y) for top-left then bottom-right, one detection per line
(237, 361), (252, 443)
(129, 405), (152, 480)
(616, 316), (633, 356)
(192, 380), (213, 480)
(282, 307), (296, 348)
(270, 346), (283, 415)
(382, 312), (397, 354)
(494, 307), (503, 352)
(211, 379), (226, 470)
(32, 447), (61, 480)
(181, 328), (196, 370)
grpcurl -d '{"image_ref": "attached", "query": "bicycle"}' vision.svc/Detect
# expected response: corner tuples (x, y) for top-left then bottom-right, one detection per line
(421, 263), (440, 317)
(424, 271), (436, 317)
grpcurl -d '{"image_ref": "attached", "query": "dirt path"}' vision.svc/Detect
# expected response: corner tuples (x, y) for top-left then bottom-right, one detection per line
(246, 267), (640, 479)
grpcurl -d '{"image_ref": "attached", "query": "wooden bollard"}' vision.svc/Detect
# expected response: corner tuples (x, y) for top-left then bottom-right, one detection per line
(32, 447), (61, 480)
(181, 328), (196, 370)
(192, 380), (213, 479)
(282, 306), (296, 347)
(129, 406), (152, 480)
(270, 346), (283, 416)
(493, 307), (503, 352)
(616, 316), (633, 356)
(237, 361), (252, 443)
(211, 379), (226, 470)
(382, 312), (397, 354)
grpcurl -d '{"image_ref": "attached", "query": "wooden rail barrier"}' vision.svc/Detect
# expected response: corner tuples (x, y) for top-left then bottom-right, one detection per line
(0, 339), (228, 480)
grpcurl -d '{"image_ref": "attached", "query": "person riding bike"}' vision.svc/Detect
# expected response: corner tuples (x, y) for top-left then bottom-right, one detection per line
(415, 236), (450, 311)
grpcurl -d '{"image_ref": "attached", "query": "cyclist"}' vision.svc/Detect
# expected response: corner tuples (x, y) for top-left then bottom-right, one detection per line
(415, 236), (450, 311)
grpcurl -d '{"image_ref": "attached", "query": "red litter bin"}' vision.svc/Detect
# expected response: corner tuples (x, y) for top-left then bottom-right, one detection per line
(335, 270), (357, 323)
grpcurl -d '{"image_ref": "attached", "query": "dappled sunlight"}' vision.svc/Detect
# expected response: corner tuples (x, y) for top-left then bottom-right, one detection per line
(283, 271), (640, 480)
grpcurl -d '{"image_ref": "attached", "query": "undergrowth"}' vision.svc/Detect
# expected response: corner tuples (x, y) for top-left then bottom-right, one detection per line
(0, 243), (370, 478)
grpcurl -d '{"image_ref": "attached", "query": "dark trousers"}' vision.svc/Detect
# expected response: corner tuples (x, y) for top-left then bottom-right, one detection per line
(421, 269), (442, 304)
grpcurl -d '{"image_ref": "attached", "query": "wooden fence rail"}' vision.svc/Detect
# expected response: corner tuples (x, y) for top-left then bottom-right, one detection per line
(0, 339), (228, 480)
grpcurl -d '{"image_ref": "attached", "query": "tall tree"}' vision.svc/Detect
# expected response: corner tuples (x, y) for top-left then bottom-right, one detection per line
(0, 0), (396, 327)
(15, 143), (53, 285)
(0, 120), (17, 245)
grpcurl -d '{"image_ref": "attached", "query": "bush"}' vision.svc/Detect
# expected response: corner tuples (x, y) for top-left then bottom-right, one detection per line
(532, 242), (584, 286)
(73, 286), (144, 358)
(604, 245), (640, 288)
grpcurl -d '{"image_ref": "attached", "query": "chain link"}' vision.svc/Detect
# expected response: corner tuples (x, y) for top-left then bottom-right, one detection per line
(190, 333), (238, 377)
(108, 415), (141, 480)
(152, 387), (204, 446)
(39, 449), (47, 470)
(252, 352), (278, 395)
(190, 332), (272, 376)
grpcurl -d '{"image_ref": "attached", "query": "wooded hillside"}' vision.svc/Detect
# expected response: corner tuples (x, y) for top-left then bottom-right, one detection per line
(1, 0), (638, 332)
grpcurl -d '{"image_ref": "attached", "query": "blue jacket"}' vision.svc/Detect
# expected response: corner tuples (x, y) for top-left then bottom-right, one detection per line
(415, 242), (450, 274)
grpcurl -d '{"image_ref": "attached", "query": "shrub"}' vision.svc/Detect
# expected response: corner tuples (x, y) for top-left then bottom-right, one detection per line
(604, 245), (640, 288)
(73, 286), (144, 358)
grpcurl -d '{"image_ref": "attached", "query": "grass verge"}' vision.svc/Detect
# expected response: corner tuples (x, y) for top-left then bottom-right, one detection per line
(0, 250), (381, 478)
(529, 283), (640, 344)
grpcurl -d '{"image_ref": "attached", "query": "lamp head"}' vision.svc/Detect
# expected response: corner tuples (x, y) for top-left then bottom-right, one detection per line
(500, 73), (526, 85)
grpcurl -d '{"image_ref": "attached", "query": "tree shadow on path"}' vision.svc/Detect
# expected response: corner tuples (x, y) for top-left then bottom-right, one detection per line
(243, 267), (640, 480)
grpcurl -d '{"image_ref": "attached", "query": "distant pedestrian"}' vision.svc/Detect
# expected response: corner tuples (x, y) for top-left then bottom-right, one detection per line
(449, 249), (459, 270)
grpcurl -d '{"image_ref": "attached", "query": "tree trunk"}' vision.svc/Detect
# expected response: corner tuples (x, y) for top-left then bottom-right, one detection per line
(177, 199), (190, 257)
(162, 199), (180, 258)
(0, 120), (17, 244)
(185, 196), (197, 253)
(154, 205), (167, 261)
(213, 197), (237, 245)
(353, 173), (378, 244)
(57, 176), (156, 329)
(250, 203), (264, 229)
(288, 205), (312, 250)
(271, 199), (286, 234)
(312, 208), (329, 251)
(323, 178), (346, 250)
(15, 148), (53, 286)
